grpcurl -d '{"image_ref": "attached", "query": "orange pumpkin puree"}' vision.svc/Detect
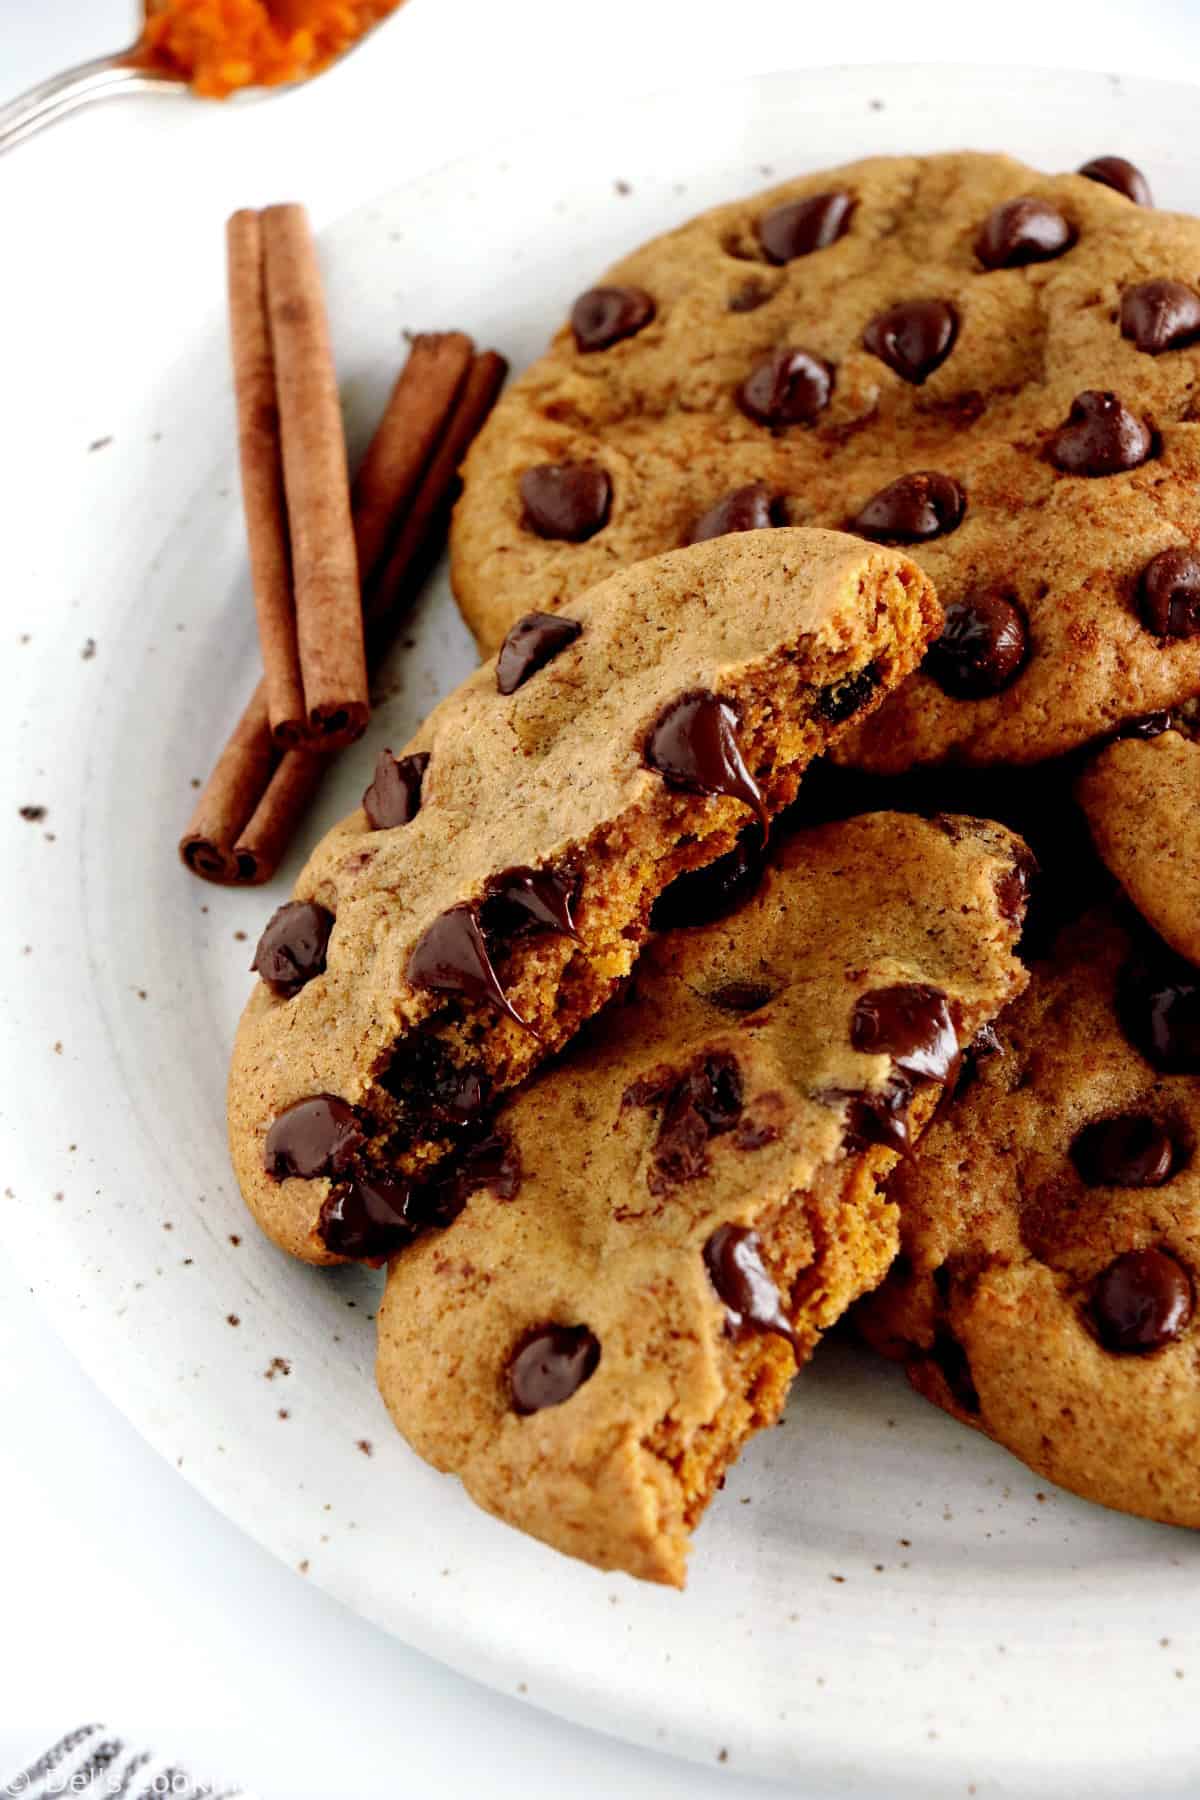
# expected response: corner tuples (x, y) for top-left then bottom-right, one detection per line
(134, 0), (403, 98)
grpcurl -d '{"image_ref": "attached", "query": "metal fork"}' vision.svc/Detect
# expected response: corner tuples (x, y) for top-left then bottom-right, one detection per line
(0, 54), (182, 158)
(2, 1723), (252, 1799)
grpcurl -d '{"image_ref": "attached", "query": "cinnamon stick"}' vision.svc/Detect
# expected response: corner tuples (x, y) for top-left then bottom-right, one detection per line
(226, 211), (305, 746)
(352, 331), (474, 586)
(180, 684), (277, 882)
(366, 350), (509, 642)
(261, 203), (367, 751)
(231, 745), (327, 885)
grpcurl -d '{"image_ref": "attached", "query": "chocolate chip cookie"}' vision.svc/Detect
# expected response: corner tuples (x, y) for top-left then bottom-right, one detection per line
(375, 811), (1031, 1584)
(1078, 720), (1200, 968)
(451, 150), (1200, 766)
(228, 528), (938, 1263)
(857, 908), (1200, 1530)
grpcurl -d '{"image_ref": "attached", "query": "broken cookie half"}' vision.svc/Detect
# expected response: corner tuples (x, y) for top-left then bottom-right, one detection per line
(229, 527), (939, 1264)
(376, 811), (1031, 1585)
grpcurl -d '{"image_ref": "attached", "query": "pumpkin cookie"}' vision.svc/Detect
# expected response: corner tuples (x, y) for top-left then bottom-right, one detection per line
(376, 811), (1031, 1584)
(228, 528), (937, 1263)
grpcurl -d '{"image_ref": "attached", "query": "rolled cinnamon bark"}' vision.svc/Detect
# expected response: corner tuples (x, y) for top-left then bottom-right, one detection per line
(180, 684), (277, 881)
(231, 745), (327, 885)
(261, 203), (367, 751)
(366, 350), (509, 641)
(352, 331), (474, 586)
(226, 211), (305, 747)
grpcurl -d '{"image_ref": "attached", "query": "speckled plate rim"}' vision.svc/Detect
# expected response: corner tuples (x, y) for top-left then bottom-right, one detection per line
(6, 63), (1200, 1799)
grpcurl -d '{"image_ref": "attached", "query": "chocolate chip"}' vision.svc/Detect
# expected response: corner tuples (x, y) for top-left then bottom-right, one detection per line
(495, 612), (582, 695)
(430, 1131), (521, 1221)
(850, 472), (965, 544)
(264, 1095), (363, 1180)
(252, 900), (334, 997)
(814, 662), (882, 724)
(975, 197), (1075, 269)
(509, 1324), (601, 1413)
(362, 749), (429, 830)
(994, 844), (1038, 921)
(728, 277), (772, 313)
(1078, 155), (1152, 206)
(738, 347), (833, 427)
(320, 1174), (418, 1259)
(519, 463), (611, 541)
(634, 1052), (744, 1192)
(930, 1328), (980, 1413)
(407, 903), (533, 1033)
(1118, 943), (1200, 1073)
(707, 979), (775, 1013)
(688, 482), (785, 544)
(952, 1021), (1003, 1097)
(703, 1224), (798, 1355)
(1138, 547), (1200, 639)
(851, 983), (958, 1085)
(733, 1116), (778, 1151)
(828, 1073), (916, 1156)
(379, 1031), (491, 1131)
(650, 833), (764, 930)
(1119, 280), (1200, 355)
(1117, 710), (1175, 740)
(1071, 1114), (1177, 1188)
(480, 865), (580, 946)
(862, 300), (958, 384)
(570, 285), (655, 352)
(757, 191), (854, 264)
(645, 691), (767, 835)
(1048, 390), (1153, 476)
(1091, 1248), (1191, 1352)
(925, 593), (1028, 698)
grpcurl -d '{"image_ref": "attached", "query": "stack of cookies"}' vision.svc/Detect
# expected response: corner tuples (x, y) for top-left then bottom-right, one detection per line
(229, 150), (1200, 1583)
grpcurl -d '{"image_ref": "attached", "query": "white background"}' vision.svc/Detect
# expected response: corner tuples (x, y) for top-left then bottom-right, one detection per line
(4, 2), (1200, 1794)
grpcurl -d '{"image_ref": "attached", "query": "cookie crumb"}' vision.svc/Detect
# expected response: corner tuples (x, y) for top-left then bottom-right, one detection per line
(227, 1313), (240, 1327)
(356, 1438), (373, 1456)
(265, 1356), (291, 1379)
(229, 1233), (241, 1245)
(298, 1558), (310, 1574)
(88, 435), (113, 452)
(717, 1749), (729, 1764)
(81, 638), (97, 660)
(614, 179), (631, 196)
(278, 1408), (290, 1420)
(830, 1573), (846, 1583)
(19, 805), (46, 822)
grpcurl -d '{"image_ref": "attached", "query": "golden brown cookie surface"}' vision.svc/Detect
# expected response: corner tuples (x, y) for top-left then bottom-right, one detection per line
(376, 811), (1031, 1585)
(1078, 725), (1200, 967)
(858, 908), (1200, 1529)
(452, 151), (1200, 766)
(228, 528), (937, 1263)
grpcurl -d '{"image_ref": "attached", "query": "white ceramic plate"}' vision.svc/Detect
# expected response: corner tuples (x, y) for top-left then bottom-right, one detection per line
(6, 64), (1200, 1798)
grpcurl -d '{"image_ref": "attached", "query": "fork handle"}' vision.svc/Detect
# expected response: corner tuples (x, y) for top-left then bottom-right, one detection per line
(0, 51), (178, 156)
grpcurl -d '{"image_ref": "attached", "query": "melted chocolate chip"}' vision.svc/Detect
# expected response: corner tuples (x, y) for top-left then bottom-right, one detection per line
(1119, 280), (1200, 355)
(1078, 155), (1152, 206)
(1091, 1248), (1192, 1352)
(703, 1224), (798, 1355)
(264, 1095), (363, 1180)
(379, 1031), (491, 1131)
(925, 593), (1028, 699)
(815, 662), (882, 724)
(1071, 1114), (1177, 1188)
(407, 903), (533, 1033)
(1048, 390), (1153, 476)
(975, 197), (1075, 269)
(1138, 547), (1200, 639)
(738, 347), (833, 427)
(650, 833), (764, 930)
(252, 900), (334, 997)
(707, 979), (775, 1014)
(851, 983), (959, 1084)
(496, 611), (582, 695)
(728, 277), (772, 313)
(362, 749), (429, 830)
(645, 691), (767, 836)
(509, 1324), (601, 1413)
(688, 482), (785, 544)
(831, 1073), (916, 1156)
(733, 1116), (778, 1151)
(862, 299), (958, 384)
(519, 463), (611, 541)
(850, 471), (965, 544)
(952, 1021), (1003, 1097)
(758, 191), (854, 264)
(480, 865), (581, 946)
(571, 285), (655, 352)
(320, 1174), (418, 1259)
(1118, 944), (1200, 1073)
(994, 844), (1038, 921)
(638, 1053), (744, 1192)
(930, 1328), (981, 1413)
(1117, 710), (1175, 740)
(434, 1131), (521, 1215)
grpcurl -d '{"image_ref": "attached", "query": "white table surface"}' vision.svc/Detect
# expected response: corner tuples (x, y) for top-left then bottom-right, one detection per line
(4, 2), (1200, 1793)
